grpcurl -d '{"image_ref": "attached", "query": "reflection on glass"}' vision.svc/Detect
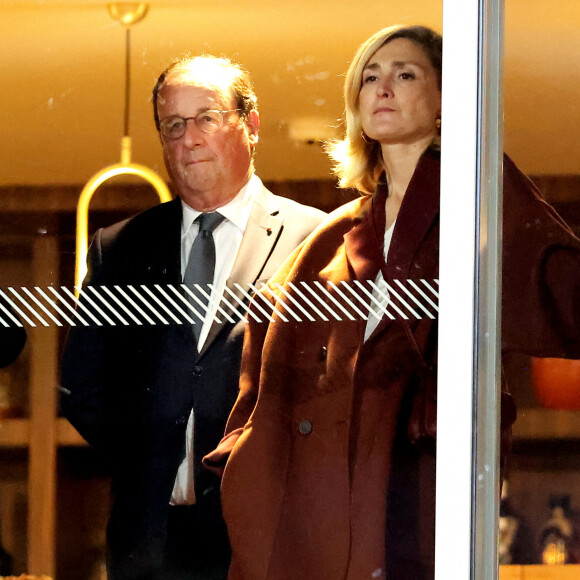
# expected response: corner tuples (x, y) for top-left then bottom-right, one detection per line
(1, 1), (580, 578)
(501, 2), (580, 576)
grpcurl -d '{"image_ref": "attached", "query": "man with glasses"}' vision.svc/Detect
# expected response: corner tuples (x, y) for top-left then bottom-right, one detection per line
(60, 55), (325, 580)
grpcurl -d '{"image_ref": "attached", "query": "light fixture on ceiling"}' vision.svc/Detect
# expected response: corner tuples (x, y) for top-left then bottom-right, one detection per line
(74, 2), (172, 291)
(107, 1), (149, 25)
(287, 117), (339, 146)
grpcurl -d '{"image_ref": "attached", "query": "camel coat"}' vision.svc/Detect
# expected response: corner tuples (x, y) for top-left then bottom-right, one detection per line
(205, 147), (580, 580)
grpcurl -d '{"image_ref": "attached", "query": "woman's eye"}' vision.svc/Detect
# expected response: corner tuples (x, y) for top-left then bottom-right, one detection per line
(363, 75), (378, 84)
(399, 72), (415, 80)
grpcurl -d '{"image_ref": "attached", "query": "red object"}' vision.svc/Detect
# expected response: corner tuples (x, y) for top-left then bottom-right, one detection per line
(531, 357), (580, 409)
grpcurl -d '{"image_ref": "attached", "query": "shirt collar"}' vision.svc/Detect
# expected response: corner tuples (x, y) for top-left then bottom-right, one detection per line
(180, 173), (260, 238)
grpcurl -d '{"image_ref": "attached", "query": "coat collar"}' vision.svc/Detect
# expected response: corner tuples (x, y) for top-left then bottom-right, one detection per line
(344, 146), (440, 283)
(385, 147), (440, 279)
(343, 196), (381, 284)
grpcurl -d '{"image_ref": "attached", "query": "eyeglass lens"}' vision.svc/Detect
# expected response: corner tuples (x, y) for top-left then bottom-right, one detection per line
(161, 110), (224, 138)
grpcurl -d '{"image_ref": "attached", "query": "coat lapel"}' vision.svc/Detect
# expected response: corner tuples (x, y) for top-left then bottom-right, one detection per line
(342, 148), (441, 342)
(199, 185), (283, 356)
(345, 147), (441, 283)
(384, 147), (441, 280)
(371, 148), (441, 341)
(343, 196), (382, 283)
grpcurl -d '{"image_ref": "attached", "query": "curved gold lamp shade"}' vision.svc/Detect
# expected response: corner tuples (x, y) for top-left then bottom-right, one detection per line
(75, 3), (171, 294)
(75, 137), (172, 291)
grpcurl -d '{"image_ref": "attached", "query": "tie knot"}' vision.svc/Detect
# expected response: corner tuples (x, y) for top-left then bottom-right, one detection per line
(196, 212), (225, 235)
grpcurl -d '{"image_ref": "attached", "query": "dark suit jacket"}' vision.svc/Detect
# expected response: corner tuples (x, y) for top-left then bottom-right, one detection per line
(60, 182), (325, 579)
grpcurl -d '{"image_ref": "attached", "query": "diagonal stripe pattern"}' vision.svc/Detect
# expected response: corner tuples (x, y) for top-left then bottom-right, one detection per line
(0, 279), (439, 328)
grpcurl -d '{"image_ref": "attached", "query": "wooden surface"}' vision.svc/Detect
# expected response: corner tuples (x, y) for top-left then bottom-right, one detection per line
(501, 565), (580, 579)
(7, 407), (580, 449)
(513, 409), (580, 440)
(0, 419), (30, 447)
(27, 236), (59, 577)
(0, 419), (87, 447)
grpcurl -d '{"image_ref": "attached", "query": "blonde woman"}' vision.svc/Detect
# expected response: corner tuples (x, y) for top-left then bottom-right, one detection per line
(206, 25), (580, 580)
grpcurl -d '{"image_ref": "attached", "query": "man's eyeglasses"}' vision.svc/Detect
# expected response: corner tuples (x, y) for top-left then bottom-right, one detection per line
(159, 109), (243, 139)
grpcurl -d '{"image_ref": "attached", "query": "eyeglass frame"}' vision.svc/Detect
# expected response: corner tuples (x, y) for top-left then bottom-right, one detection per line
(158, 109), (244, 139)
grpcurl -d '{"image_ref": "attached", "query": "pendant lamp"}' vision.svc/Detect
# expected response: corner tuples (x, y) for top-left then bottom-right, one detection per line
(74, 2), (172, 291)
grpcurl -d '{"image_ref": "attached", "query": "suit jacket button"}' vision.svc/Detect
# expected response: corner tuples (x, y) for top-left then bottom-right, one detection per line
(319, 346), (327, 361)
(298, 420), (312, 435)
(193, 365), (203, 377)
(176, 416), (187, 425)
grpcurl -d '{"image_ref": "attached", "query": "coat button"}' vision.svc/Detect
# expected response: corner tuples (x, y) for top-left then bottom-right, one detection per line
(319, 346), (327, 361)
(176, 416), (187, 425)
(193, 365), (203, 377)
(202, 485), (217, 497)
(298, 420), (312, 435)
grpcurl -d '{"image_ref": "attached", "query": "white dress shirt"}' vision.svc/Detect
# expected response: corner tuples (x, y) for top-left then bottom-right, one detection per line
(170, 173), (260, 505)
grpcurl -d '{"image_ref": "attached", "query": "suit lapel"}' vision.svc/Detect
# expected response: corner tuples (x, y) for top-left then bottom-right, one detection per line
(142, 197), (183, 285)
(199, 185), (283, 356)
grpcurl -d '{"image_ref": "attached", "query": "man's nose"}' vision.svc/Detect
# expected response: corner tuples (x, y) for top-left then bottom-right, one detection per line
(182, 119), (205, 147)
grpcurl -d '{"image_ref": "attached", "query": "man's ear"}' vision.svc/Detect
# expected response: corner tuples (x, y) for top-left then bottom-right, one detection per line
(246, 109), (260, 147)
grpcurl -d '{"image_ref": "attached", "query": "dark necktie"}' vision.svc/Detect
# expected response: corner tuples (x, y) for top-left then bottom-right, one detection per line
(183, 212), (225, 342)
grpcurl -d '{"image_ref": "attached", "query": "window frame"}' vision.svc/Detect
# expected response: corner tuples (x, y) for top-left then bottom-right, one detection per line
(436, 1), (504, 578)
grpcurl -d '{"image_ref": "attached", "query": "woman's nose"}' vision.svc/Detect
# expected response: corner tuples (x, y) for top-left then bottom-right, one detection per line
(377, 77), (394, 97)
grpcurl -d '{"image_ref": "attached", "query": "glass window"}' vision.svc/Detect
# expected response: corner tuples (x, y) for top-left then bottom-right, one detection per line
(2, 2), (580, 580)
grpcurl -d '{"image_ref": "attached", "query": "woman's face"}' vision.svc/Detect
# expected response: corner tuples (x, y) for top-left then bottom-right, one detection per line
(358, 38), (441, 146)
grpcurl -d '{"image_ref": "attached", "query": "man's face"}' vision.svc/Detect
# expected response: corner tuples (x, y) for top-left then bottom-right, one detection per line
(156, 81), (259, 211)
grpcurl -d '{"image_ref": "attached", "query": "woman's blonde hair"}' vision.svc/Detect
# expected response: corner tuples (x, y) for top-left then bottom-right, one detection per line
(327, 25), (442, 195)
